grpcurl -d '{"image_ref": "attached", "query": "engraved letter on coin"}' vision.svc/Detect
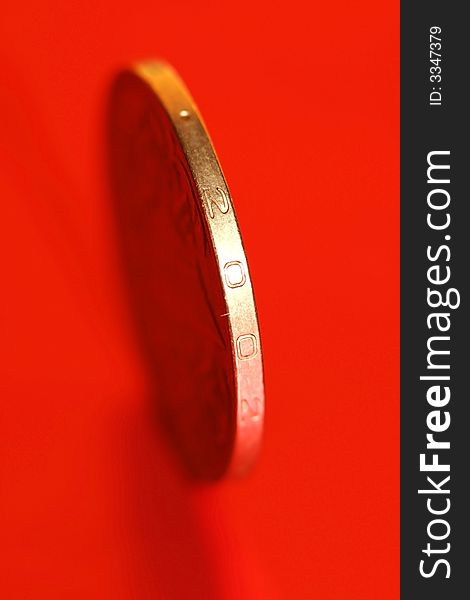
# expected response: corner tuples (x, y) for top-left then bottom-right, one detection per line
(224, 260), (246, 288)
(203, 187), (230, 219)
(241, 397), (262, 423)
(236, 333), (258, 360)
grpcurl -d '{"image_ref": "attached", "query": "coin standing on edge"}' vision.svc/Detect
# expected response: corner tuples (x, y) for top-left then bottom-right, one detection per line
(108, 61), (264, 479)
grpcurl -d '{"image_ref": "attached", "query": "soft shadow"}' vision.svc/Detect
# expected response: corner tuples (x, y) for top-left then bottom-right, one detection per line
(105, 70), (225, 598)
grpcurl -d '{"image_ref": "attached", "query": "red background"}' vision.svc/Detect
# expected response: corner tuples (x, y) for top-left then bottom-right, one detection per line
(0, 1), (399, 598)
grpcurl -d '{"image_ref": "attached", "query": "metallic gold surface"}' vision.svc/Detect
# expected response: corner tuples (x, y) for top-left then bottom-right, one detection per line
(108, 61), (264, 479)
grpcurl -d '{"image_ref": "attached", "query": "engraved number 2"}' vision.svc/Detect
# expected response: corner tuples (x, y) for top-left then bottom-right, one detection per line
(203, 187), (230, 218)
(241, 397), (262, 423)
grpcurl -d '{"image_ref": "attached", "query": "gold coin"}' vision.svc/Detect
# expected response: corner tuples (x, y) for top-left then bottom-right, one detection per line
(108, 60), (264, 479)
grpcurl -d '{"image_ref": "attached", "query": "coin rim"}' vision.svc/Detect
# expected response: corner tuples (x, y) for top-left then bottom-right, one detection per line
(130, 60), (265, 477)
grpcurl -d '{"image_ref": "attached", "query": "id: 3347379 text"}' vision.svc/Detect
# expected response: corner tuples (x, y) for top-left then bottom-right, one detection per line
(429, 26), (443, 107)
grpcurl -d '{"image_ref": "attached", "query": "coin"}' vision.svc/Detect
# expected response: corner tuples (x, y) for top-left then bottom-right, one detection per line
(107, 61), (264, 479)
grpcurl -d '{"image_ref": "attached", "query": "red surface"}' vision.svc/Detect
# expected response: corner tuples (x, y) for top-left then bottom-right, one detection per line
(0, 2), (399, 598)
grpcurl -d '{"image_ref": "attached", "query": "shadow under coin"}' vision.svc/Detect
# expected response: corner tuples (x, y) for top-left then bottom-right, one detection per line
(105, 70), (234, 597)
